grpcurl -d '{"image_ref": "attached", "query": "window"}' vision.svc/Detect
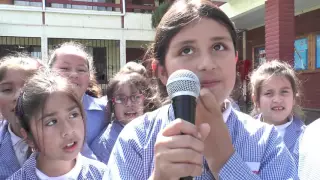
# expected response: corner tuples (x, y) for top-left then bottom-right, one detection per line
(316, 35), (320, 68)
(253, 46), (266, 69)
(294, 38), (308, 70)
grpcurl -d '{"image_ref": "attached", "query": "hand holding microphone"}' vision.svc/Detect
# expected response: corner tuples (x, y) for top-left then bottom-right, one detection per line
(150, 70), (210, 180)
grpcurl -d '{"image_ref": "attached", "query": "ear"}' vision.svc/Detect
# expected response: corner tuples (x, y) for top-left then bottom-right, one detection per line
(157, 65), (168, 85)
(235, 51), (239, 62)
(20, 128), (36, 149)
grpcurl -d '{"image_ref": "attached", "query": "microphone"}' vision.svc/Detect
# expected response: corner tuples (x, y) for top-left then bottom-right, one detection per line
(166, 69), (201, 180)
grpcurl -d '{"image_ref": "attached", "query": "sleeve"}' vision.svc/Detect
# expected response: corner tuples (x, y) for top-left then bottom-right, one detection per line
(81, 142), (98, 161)
(90, 128), (115, 164)
(298, 122), (320, 179)
(219, 127), (298, 180)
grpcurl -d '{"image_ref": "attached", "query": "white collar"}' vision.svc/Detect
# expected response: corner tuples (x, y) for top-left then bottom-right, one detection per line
(222, 100), (232, 123)
(275, 116), (293, 130)
(36, 153), (83, 180)
(8, 123), (23, 146)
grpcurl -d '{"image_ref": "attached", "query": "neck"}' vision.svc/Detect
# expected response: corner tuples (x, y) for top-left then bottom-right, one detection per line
(36, 153), (76, 177)
(261, 116), (289, 126)
(9, 122), (22, 138)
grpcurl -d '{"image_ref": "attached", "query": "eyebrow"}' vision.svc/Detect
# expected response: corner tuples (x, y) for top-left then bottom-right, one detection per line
(41, 105), (79, 120)
(210, 36), (233, 42)
(0, 82), (12, 86)
(172, 36), (233, 49)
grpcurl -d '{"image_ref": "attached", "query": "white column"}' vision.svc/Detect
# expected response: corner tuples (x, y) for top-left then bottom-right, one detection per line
(119, 38), (126, 67)
(242, 30), (247, 111)
(41, 35), (48, 63)
(242, 31), (246, 60)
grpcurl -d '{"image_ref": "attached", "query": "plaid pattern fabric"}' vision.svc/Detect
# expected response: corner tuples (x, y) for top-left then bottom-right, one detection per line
(104, 104), (298, 180)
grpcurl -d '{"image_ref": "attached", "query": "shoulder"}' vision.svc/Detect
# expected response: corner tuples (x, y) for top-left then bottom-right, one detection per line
(118, 105), (171, 145)
(233, 110), (274, 134)
(83, 94), (108, 110)
(81, 155), (108, 177)
(8, 153), (37, 179)
(100, 121), (123, 140)
(0, 120), (8, 143)
(94, 96), (108, 108)
(292, 116), (306, 132)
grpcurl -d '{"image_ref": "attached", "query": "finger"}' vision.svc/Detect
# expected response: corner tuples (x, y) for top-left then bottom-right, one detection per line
(160, 163), (203, 178)
(162, 119), (200, 139)
(158, 148), (203, 165)
(198, 123), (211, 142)
(156, 134), (204, 153)
(199, 88), (221, 114)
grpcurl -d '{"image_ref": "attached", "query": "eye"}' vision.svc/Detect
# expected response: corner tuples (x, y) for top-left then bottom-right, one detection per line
(264, 92), (272, 96)
(70, 112), (80, 119)
(134, 95), (143, 101)
(1, 88), (12, 93)
(46, 119), (57, 126)
(59, 67), (69, 71)
(77, 68), (88, 73)
(180, 47), (194, 56)
(213, 44), (225, 51)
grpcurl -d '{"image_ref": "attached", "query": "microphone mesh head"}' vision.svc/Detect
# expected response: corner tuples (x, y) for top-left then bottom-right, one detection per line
(166, 69), (200, 99)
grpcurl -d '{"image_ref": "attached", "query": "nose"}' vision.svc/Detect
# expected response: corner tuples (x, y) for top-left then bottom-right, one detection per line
(60, 120), (75, 138)
(272, 94), (283, 103)
(197, 53), (217, 71)
(69, 70), (79, 79)
(125, 98), (133, 107)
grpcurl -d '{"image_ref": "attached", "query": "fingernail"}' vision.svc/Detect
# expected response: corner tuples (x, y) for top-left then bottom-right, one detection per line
(198, 132), (202, 139)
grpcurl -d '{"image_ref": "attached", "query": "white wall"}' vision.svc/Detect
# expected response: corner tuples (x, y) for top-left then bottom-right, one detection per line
(0, 5), (156, 64)
(0, 6), (155, 40)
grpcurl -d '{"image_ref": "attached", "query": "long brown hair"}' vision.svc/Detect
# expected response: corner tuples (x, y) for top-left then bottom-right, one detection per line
(143, 0), (237, 99)
(15, 68), (86, 150)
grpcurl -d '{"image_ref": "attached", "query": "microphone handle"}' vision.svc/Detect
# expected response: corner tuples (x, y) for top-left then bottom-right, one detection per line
(173, 96), (197, 180)
(180, 177), (193, 180)
(172, 95), (196, 124)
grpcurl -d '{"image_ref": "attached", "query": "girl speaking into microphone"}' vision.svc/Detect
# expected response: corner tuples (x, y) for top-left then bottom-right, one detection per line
(104, 0), (298, 179)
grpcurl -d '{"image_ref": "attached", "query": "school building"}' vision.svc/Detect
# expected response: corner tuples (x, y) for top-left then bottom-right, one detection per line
(0, 0), (226, 90)
(225, 0), (320, 123)
(0, 0), (161, 89)
(1, 0), (320, 121)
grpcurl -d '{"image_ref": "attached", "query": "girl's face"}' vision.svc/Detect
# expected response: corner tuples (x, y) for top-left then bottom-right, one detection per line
(161, 18), (236, 105)
(257, 75), (295, 125)
(113, 83), (144, 125)
(30, 92), (85, 161)
(51, 52), (90, 98)
(0, 69), (29, 123)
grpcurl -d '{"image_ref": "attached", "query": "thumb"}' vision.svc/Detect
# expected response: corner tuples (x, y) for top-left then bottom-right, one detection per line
(198, 123), (211, 141)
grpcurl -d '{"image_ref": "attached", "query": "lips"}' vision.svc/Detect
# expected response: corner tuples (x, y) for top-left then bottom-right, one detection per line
(63, 141), (78, 152)
(271, 106), (285, 111)
(124, 112), (137, 118)
(200, 80), (220, 88)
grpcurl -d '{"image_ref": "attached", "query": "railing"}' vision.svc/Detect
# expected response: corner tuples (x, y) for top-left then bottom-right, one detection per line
(0, 0), (156, 13)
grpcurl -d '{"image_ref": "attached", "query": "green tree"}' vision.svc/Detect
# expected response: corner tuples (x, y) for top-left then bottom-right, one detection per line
(151, 2), (171, 28)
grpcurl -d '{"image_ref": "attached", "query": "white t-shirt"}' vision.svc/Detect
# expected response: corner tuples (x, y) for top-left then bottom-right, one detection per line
(8, 124), (28, 166)
(36, 154), (82, 180)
